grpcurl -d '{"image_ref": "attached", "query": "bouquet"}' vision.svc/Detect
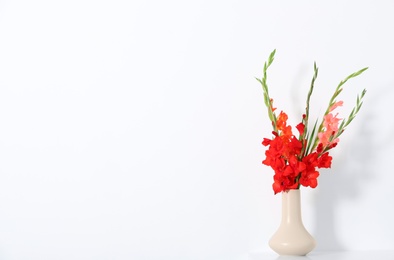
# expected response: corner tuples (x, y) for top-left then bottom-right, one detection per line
(256, 50), (367, 194)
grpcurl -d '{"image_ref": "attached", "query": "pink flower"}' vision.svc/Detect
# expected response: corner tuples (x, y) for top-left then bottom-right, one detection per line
(323, 113), (341, 132)
(318, 113), (341, 147)
(329, 101), (343, 112)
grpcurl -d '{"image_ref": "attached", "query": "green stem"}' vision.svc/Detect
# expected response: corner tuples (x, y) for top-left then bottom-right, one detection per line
(256, 49), (278, 133)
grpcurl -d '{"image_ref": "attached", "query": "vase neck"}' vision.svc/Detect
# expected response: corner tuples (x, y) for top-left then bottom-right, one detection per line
(281, 189), (303, 224)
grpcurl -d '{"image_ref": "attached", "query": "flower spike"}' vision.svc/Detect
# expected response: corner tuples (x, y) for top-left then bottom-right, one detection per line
(257, 50), (368, 194)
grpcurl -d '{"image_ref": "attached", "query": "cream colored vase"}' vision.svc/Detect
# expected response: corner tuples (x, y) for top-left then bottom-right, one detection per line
(269, 189), (316, 256)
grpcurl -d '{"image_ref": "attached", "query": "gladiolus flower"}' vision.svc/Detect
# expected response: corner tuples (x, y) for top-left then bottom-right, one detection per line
(258, 50), (367, 194)
(318, 113), (341, 147)
(270, 98), (277, 112)
(296, 122), (305, 136)
(329, 101), (343, 112)
(318, 152), (332, 168)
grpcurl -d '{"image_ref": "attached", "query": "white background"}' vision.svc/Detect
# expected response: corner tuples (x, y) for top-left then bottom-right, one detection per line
(0, 1), (393, 259)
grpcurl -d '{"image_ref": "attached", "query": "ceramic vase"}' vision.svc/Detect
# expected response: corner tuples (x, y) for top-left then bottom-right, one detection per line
(269, 189), (316, 255)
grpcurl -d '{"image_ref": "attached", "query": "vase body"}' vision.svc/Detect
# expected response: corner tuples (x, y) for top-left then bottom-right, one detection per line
(269, 189), (316, 256)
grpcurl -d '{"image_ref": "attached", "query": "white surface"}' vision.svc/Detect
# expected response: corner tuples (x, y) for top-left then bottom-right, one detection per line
(249, 251), (394, 260)
(0, 0), (393, 259)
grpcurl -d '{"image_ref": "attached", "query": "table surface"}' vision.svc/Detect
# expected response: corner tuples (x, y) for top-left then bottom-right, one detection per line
(248, 250), (394, 260)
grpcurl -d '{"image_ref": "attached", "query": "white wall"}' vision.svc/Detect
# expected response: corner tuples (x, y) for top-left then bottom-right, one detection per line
(0, 1), (393, 259)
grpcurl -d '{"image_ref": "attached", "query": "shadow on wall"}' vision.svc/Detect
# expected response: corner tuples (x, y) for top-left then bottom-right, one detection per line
(312, 83), (394, 250)
(288, 65), (394, 250)
(313, 116), (373, 250)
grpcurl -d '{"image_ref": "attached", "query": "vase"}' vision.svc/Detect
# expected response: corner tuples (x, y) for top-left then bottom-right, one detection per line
(269, 189), (316, 256)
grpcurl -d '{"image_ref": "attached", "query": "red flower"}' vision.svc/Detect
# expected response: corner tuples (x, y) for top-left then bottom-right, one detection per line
(288, 136), (302, 156)
(270, 98), (277, 112)
(262, 138), (271, 146)
(296, 122), (305, 136)
(299, 168), (319, 188)
(297, 152), (320, 188)
(302, 152), (319, 168)
(276, 111), (293, 139)
(317, 152), (332, 168)
(288, 155), (306, 175)
(276, 112), (288, 131)
(262, 116), (334, 193)
(272, 173), (298, 194)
